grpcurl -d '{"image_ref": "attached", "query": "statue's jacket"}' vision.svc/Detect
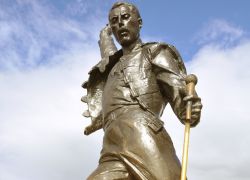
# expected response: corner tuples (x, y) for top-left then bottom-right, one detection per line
(82, 42), (190, 179)
(82, 42), (189, 134)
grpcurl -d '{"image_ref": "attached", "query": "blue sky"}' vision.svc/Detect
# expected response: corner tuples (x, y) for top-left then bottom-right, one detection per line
(1, 0), (250, 71)
(131, 0), (250, 59)
(1, 0), (250, 180)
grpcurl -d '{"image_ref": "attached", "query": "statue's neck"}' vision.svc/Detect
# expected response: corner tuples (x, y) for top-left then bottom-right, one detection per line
(122, 38), (142, 55)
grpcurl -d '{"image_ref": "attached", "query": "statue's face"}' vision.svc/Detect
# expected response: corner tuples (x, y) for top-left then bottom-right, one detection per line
(109, 5), (141, 47)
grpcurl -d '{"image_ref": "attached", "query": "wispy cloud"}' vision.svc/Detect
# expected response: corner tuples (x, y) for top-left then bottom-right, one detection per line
(0, 51), (101, 179)
(0, 0), (107, 71)
(1, 1), (250, 179)
(167, 20), (250, 179)
(194, 19), (245, 47)
(187, 40), (250, 179)
(0, 0), (105, 179)
(65, 0), (89, 16)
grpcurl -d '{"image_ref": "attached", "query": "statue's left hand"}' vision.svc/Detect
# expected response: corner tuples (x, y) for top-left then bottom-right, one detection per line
(181, 95), (203, 127)
(100, 24), (112, 39)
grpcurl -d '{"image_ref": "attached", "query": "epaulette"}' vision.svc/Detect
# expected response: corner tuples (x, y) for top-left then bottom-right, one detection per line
(142, 42), (186, 76)
(88, 49), (122, 75)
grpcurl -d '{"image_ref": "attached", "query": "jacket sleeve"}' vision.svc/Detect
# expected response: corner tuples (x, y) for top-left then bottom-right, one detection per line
(150, 43), (187, 124)
(81, 29), (119, 135)
(81, 69), (105, 135)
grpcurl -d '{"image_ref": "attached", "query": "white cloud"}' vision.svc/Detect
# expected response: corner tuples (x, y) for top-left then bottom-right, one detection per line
(0, 46), (103, 180)
(186, 40), (250, 180)
(194, 19), (245, 47)
(0, 0), (107, 71)
(0, 0), (104, 179)
(1, 1), (250, 179)
(166, 38), (250, 179)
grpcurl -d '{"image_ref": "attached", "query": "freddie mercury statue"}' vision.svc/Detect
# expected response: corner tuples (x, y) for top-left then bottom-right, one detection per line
(81, 2), (202, 180)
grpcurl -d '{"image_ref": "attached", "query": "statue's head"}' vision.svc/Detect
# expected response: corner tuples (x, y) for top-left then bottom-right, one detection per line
(109, 2), (142, 47)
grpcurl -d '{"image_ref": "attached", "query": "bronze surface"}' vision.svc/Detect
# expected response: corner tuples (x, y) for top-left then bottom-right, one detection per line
(81, 2), (202, 180)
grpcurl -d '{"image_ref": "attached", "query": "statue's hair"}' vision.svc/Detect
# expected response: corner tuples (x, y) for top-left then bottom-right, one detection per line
(109, 2), (141, 19)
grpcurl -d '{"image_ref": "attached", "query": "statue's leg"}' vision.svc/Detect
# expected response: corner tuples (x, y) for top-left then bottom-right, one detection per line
(99, 106), (181, 179)
(87, 160), (132, 180)
(103, 108), (182, 180)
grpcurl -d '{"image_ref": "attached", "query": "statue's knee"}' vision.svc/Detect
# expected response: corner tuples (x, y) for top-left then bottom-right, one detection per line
(86, 172), (103, 180)
(87, 171), (130, 180)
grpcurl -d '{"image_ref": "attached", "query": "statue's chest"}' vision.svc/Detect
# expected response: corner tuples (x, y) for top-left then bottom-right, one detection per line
(106, 49), (159, 99)
(108, 50), (152, 81)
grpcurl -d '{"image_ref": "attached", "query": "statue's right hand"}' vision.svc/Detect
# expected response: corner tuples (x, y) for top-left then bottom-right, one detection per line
(84, 121), (102, 135)
(100, 24), (112, 39)
(84, 125), (94, 135)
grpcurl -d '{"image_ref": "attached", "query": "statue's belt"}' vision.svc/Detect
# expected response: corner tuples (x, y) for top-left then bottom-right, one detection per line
(103, 105), (164, 133)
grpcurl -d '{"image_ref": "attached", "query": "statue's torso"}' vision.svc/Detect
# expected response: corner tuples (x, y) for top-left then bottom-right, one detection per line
(102, 46), (166, 120)
(99, 46), (182, 180)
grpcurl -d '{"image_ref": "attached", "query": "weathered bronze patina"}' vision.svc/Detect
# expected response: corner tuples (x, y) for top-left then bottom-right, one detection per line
(81, 2), (202, 179)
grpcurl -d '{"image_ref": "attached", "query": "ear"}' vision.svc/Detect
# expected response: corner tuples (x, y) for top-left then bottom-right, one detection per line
(138, 18), (142, 29)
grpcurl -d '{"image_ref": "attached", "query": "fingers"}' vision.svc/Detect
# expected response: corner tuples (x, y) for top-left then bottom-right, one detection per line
(181, 116), (200, 127)
(181, 113), (200, 121)
(183, 95), (201, 102)
(180, 102), (202, 116)
(181, 109), (201, 117)
(84, 125), (93, 135)
(104, 24), (112, 33)
(180, 107), (201, 126)
(190, 114), (200, 121)
(82, 110), (90, 117)
(100, 24), (112, 37)
(180, 95), (202, 126)
(106, 23), (111, 29)
(192, 103), (203, 109)
(81, 95), (88, 103)
(191, 107), (202, 114)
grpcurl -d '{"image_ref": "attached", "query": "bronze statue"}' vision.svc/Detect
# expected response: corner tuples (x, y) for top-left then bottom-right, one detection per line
(81, 2), (202, 180)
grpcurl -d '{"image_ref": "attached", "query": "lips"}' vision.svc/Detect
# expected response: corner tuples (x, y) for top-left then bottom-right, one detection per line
(121, 31), (128, 36)
(118, 29), (129, 37)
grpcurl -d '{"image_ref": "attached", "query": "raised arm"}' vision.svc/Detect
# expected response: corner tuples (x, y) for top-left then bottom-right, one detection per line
(81, 25), (118, 135)
(98, 24), (117, 58)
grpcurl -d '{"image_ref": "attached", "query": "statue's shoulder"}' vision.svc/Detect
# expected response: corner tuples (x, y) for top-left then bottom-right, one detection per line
(83, 49), (122, 90)
(142, 42), (186, 75)
(88, 49), (122, 75)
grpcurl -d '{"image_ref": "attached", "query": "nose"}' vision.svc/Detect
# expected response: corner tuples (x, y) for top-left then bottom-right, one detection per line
(118, 16), (124, 27)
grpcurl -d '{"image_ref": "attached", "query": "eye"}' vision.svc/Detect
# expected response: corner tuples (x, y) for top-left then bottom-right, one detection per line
(111, 17), (118, 24)
(122, 14), (130, 19)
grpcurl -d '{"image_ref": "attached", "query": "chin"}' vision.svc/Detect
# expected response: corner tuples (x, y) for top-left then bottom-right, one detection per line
(119, 38), (133, 47)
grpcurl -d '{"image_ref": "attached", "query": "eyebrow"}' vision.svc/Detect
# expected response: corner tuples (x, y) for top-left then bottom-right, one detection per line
(120, 11), (129, 15)
(109, 15), (117, 21)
